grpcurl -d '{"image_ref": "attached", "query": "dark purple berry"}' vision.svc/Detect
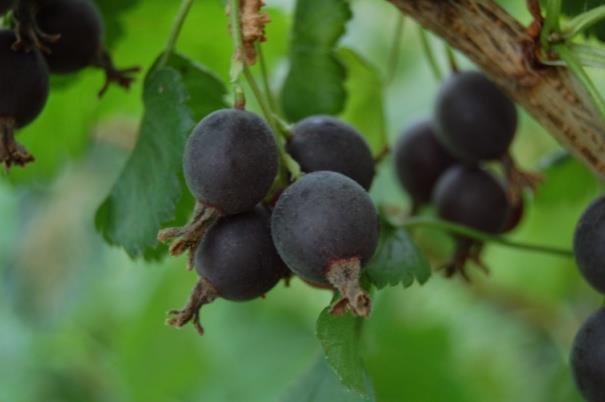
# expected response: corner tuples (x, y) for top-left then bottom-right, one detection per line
(272, 171), (379, 317)
(434, 71), (517, 163)
(167, 207), (286, 335)
(574, 196), (605, 293)
(571, 308), (605, 402)
(0, 29), (49, 168)
(158, 109), (278, 264)
(433, 165), (510, 234)
(287, 116), (375, 190)
(393, 119), (457, 208)
(501, 197), (524, 234)
(36, 0), (103, 74)
(195, 207), (286, 301)
(184, 109), (278, 215)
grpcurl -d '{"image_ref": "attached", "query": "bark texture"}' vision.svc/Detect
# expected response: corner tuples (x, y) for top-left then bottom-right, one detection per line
(389, 0), (605, 175)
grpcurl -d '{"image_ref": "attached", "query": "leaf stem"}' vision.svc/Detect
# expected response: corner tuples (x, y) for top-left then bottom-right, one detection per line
(160, 0), (195, 67)
(541, 0), (561, 48)
(418, 26), (442, 82)
(401, 217), (574, 258)
(387, 14), (405, 82)
(555, 44), (605, 122)
(561, 5), (605, 41)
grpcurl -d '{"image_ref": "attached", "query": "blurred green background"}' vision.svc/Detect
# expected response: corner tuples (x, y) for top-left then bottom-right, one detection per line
(1, 0), (604, 401)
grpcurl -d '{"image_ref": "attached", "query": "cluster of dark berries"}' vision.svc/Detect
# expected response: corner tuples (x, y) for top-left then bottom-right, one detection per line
(393, 71), (535, 279)
(570, 197), (605, 402)
(159, 110), (379, 334)
(0, 0), (139, 168)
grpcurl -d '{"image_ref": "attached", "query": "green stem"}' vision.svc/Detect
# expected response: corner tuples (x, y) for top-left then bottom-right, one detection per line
(159, 0), (195, 67)
(243, 66), (275, 129)
(555, 44), (605, 122)
(418, 27), (442, 82)
(256, 43), (278, 113)
(561, 5), (605, 41)
(228, 0), (245, 106)
(445, 44), (459, 73)
(387, 14), (405, 82)
(401, 217), (574, 258)
(541, 0), (562, 48)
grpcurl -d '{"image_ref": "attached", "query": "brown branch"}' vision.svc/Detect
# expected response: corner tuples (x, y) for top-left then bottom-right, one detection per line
(389, 0), (605, 176)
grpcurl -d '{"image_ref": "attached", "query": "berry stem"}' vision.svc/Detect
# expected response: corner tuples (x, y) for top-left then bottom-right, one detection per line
(159, 0), (195, 67)
(326, 258), (372, 318)
(256, 43), (278, 113)
(418, 26), (442, 82)
(444, 44), (459, 73)
(401, 217), (574, 258)
(228, 0), (245, 107)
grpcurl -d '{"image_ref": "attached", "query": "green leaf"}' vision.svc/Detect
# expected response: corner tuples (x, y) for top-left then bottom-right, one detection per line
(316, 308), (370, 397)
(338, 48), (387, 157)
(561, 0), (605, 41)
(280, 0), (351, 121)
(94, 0), (140, 48)
(280, 356), (374, 402)
(366, 219), (431, 289)
(95, 67), (194, 259)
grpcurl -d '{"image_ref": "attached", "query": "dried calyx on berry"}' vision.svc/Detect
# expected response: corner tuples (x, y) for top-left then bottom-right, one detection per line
(433, 165), (512, 280)
(271, 171), (379, 317)
(0, 29), (49, 168)
(168, 207), (287, 335)
(158, 109), (279, 268)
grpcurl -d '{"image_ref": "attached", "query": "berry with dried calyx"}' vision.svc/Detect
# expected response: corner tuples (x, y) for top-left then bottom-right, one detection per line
(433, 165), (511, 279)
(393, 119), (457, 212)
(287, 116), (375, 190)
(271, 171), (379, 317)
(158, 109), (279, 267)
(35, 0), (140, 96)
(167, 207), (286, 335)
(0, 29), (49, 168)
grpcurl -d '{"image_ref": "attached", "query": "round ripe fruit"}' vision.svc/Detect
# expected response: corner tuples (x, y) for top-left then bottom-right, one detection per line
(184, 109), (278, 215)
(434, 71), (518, 163)
(574, 196), (605, 293)
(433, 165), (510, 233)
(287, 116), (375, 190)
(501, 197), (524, 234)
(271, 171), (379, 317)
(158, 109), (278, 263)
(0, 29), (49, 167)
(570, 308), (605, 402)
(195, 207), (286, 301)
(393, 119), (457, 208)
(167, 207), (286, 335)
(36, 0), (103, 74)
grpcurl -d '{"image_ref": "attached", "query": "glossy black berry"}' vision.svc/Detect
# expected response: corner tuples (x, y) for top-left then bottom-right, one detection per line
(272, 171), (379, 317)
(393, 119), (457, 206)
(574, 196), (605, 293)
(184, 109), (278, 215)
(287, 116), (375, 190)
(434, 71), (518, 163)
(36, 0), (103, 74)
(0, 30), (49, 128)
(195, 207), (285, 301)
(433, 166), (510, 233)
(571, 308), (605, 402)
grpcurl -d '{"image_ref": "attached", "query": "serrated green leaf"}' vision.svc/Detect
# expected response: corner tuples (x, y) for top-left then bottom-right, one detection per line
(316, 308), (369, 397)
(95, 67), (194, 258)
(338, 48), (387, 157)
(366, 220), (431, 289)
(280, 356), (374, 402)
(280, 0), (351, 121)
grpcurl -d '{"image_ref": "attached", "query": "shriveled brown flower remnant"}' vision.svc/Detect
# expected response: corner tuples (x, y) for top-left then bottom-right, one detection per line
(227, 0), (271, 65)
